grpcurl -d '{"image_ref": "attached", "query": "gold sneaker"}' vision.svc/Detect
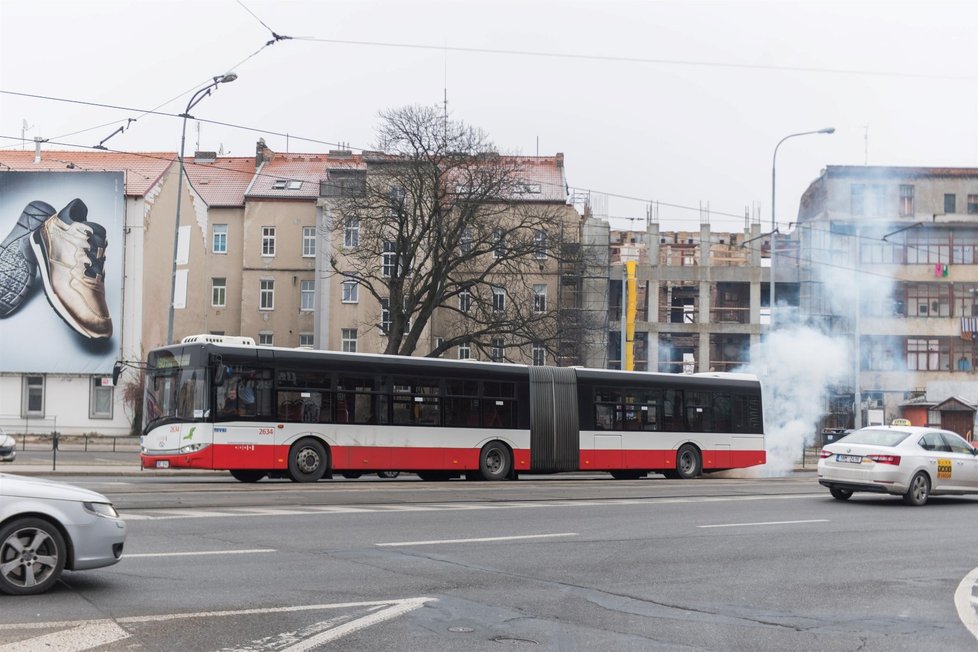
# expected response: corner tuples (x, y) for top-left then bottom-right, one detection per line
(30, 199), (112, 340)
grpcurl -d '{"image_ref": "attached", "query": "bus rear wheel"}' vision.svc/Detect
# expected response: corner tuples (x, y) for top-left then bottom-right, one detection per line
(288, 438), (328, 483)
(675, 444), (702, 479)
(479, 441), (512, 481)
(230, 470), (266, 483)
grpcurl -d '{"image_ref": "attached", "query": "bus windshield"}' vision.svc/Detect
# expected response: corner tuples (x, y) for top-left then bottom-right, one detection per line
(143, 353), (210, 431)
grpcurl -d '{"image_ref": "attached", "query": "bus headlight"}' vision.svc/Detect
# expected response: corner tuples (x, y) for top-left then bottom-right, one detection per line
(179, 443), (209, 454)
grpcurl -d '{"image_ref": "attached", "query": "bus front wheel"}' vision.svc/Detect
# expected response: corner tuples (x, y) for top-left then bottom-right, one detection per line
(675, 444), (702, 479)
(479, 441), (512, 481)
(288, 438), (328, 483)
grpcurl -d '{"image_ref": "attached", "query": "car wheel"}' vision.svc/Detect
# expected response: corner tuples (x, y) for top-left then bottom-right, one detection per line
(229, 470), (266, 483)
(829, 486), (853, 501)
(903, 472), (930, 506)
(377, 471), (400, 478)
(341, 472), (363, 479)
(479, 441), (512, 480)
(0, 517), (67, 595)
(288, 438), (328, 483)
(676, 444), (702, 479)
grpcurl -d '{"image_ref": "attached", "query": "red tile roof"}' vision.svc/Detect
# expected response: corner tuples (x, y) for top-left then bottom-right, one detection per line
(247, 153), (365, 200)
(0, 150), (174, 197)
(183, 156), (257, 207)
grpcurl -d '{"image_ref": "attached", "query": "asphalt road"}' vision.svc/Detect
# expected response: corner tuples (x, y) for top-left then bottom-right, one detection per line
(2, 474), (977, 651)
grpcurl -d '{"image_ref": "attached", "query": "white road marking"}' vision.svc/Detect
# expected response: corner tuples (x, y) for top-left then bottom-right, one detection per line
(698, 519), (829, 528)
(0, 598), (436, 650)
(954, 566), (978, 642)
(376, 532), (578, 547)
(126, 548), (275, 558)
(121, 492), (824, 521)
(0, 621), (130, 652)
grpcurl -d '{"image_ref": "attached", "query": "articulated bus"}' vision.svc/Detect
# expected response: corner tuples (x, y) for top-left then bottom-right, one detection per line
(135, 335), (765, 482)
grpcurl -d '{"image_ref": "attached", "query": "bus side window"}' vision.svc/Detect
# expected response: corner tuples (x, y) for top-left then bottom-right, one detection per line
(663, 389), (685, 431)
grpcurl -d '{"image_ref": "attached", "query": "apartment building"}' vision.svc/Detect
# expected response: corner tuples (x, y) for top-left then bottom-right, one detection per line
(796, 166), (978, 435)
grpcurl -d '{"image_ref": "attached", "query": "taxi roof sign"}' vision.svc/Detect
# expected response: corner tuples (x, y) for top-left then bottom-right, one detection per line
(891, 418), (911, 426)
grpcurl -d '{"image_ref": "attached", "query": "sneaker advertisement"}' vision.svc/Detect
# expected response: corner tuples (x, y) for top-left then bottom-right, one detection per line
(0, 171), (123, 374)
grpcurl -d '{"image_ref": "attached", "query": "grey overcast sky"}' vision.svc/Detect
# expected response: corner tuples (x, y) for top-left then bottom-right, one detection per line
(1, 0), (976, 231)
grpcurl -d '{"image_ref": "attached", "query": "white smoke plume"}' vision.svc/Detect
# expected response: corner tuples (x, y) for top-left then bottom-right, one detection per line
(737, 313), (850, 476)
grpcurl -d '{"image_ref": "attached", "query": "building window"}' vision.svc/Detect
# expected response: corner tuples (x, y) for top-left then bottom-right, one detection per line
(945, 194), (956, 214)
(492, 287), (506, 312)
(299, 333), (314, 347)
(261, 227), (276, 256)
(341, 328), (358, 352)
(389, 185), (406, 216)
(300, 280), (315, 311)
(533, 284), (547, 313)
(341, 279), (358, 303)
(211, 277), (227, 307)
(90, 377), (113, 419)
(212, 224), (228, 254)
(969, 195), (978, 215)
(259, 332), (273, 346)
(259, 279), (275, 310)
(460, 227), (473, 254)
(380, 298), (391, 334)
(272, 180), (287, 190)
(906, 284), (949, 317)
(288, 180), (302, 190)
(490, 338), (505, 362)
(534, 230), (547, 259)
(344, 218), (360, 248)
(458, 342), (470, 359)
(493, 228), (505, 259)
(459, 289), (471, 313)
(302, 226), (316, 257)
(906, 338), (940, 371)
(23, 376), (43, 417)
(532, 344), (546, 366)
(899, 185), (914, 217)
(434, 337), (444, 354)
(382, 241), (396, 278)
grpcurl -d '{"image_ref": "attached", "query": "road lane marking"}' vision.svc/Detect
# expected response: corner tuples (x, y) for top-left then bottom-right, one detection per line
(954, 566), (978, 642)
(698, 519), (828, 528)
(121, 492), (826, 521)
(126, 549), (275, 558)
(0, 621), (130, 652)
(376, 532), (578, 547)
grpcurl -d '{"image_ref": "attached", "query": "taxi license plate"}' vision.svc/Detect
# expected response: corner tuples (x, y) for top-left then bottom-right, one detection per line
(156, 460), (170, 469)
(836, 454), (862, 464)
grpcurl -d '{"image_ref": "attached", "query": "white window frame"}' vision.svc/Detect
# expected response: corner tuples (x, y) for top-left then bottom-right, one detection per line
(382, 241), (396, 278)
(211, 277), (227, 308)
(458, 342), (470, 360)
(259, 332), (273, 346)
(261, 226), (276, 257)
(90, 376), (113, 419)
(492, 287), (506, 312)
(380, 298), (391, 334)
(299, 333), (314, 347)
(212, 224), (228, 254)
(300, 280), (315, 311)
(533, 284), (547, 313)
(341, 279), (359, 303)
(493, 228), (505, 259)
(532, 344), (546, 366)
(344, 218), (360, 248)
(341, 328), (358, 352)
(490, 338), (504, 362)
(534, 230), (547, 259)
(23, 375), (44, 417)
(459, 289), (471, 313)
(259, 279), (275, 310)
(302, 226), (316, 257)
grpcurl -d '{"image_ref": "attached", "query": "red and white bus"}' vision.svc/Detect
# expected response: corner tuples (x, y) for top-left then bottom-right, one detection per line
(133, 335), (765, 482)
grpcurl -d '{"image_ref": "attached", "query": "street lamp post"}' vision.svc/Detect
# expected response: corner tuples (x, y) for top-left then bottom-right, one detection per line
(770, 127), (834, 327)
(166, 73), (238, 345)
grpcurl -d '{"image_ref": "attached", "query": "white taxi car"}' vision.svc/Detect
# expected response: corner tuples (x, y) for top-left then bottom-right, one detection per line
(818, 425), (978, 506)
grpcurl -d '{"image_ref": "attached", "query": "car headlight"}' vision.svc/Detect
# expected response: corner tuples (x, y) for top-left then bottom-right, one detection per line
(84, 501), (120, 518)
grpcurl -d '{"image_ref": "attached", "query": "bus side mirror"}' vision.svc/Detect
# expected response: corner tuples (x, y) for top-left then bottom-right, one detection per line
(112, 362), (123, 386)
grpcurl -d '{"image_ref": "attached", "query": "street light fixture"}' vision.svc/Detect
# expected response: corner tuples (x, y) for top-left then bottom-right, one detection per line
(769, 127), (834, 327)
(166, 73), (238, 345)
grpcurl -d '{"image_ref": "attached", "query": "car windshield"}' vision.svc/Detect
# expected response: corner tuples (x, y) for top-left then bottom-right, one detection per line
(837, 429), (911, 447)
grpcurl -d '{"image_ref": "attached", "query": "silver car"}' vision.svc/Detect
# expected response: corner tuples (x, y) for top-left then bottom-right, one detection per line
(0, 474), (126, 594)
(818, 425), (978, 506)
(0, 429), (15, 462)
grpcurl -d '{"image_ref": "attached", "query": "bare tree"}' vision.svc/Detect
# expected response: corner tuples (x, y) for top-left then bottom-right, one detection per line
(324, 105), (587, 360)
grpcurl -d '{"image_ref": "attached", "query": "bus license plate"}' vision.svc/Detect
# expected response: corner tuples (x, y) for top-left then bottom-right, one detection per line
(836, 454), (862, 464)
(156, 460), (170, 469)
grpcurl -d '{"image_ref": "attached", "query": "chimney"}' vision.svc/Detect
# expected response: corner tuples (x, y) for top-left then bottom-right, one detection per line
(34, 137), (43, 164)
(555, 152), (564, 168)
